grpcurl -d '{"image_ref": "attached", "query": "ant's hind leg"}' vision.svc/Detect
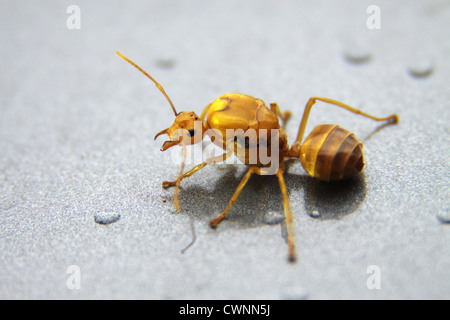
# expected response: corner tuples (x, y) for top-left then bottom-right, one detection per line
(276, 169), (296, 262)
(290, 97), (399, 156)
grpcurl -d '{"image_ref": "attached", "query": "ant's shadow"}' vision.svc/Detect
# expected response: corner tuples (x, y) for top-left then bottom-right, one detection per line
(172, 159), (366, 229)
(168, 117), (395, 252)
(287, 163), (367, 221)
(170, 160), (366, 253)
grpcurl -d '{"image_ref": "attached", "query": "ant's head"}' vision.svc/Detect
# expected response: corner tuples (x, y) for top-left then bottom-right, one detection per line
(116, 51), (204, 151)
(154, 111), (204, 151)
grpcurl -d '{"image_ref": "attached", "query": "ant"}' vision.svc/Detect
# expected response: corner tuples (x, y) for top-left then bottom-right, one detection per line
(117, 51), (398, 262)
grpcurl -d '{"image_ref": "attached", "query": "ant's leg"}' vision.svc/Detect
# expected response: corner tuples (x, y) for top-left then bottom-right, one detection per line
(270, 102), (292, 128)
(163, 150), (233, 189)
(173, 144), (187, 212)
(209, 167), (261, 228)
(290, 97), (399, 154)
(276, 169), (296, 262)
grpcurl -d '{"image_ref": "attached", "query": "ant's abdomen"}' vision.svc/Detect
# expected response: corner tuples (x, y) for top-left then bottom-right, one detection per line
(300, 124), (364, 181)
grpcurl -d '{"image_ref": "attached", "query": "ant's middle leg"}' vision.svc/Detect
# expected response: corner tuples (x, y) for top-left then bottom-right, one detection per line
(270, 102), (292, 128)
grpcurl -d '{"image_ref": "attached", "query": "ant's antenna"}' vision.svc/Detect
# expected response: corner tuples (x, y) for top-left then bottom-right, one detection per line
(117, 51), (178, 116)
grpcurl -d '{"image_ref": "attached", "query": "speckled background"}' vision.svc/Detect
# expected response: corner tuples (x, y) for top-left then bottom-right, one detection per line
(1, 0), (449, 299)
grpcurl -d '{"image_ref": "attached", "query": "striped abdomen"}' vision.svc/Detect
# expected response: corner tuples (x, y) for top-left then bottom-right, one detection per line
(299, 124), (364, 181)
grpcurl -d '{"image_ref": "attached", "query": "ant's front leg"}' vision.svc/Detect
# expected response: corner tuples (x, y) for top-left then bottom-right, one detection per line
(162, 151), (232, 189)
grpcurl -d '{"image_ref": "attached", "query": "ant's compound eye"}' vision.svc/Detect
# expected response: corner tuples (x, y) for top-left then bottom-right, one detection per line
(188, 129), (196, 137)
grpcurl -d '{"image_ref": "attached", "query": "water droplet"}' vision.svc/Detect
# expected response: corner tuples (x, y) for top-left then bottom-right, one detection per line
(263, 211), (285, 225)
(281, 287), (309, 300)
(343, 48), (372, 65)
(155, 58), (176, 69)
(169, 207), (181, 214)
(309, 209), (321, 218)
(408, 59), (434, 78)
(436, 209), (450, 224)
(94, 211), (121, 225)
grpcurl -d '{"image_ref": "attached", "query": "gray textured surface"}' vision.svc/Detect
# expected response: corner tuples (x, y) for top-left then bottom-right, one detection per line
(1, 0), (449, 299)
